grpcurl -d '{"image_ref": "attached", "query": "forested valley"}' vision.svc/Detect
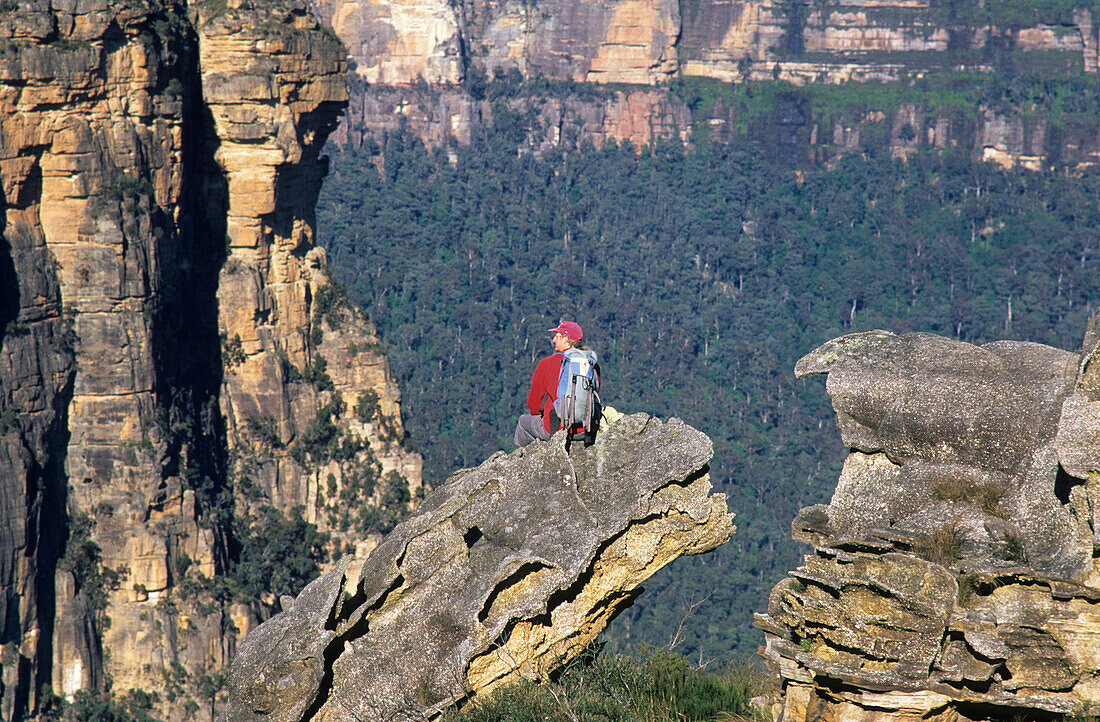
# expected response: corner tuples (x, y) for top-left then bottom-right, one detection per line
(316, 79), (1100, 665)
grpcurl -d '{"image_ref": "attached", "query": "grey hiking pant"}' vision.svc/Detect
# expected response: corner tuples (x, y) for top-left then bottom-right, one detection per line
(514, 413), (551, 447)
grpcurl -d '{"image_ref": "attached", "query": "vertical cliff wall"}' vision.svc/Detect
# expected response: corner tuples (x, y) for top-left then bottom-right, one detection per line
(319, 0), (1100, 87)
(0, 0), (420, 719)
(315, 0), (1100, 168)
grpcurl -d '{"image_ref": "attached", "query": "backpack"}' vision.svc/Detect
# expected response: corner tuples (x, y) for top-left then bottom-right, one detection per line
(553, 348), (601, 445)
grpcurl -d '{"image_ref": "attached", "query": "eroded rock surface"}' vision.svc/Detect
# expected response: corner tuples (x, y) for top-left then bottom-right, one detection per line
(317, 0), (1098, 88)
(0, 0), (419, 718)
(224, 413), (734, 722)
(757, 320), (1100, 720)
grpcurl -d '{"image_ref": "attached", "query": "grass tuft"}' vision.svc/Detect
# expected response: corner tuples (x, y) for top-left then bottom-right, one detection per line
(930, 475), (1006, 518)
(913, 523), (964, 567)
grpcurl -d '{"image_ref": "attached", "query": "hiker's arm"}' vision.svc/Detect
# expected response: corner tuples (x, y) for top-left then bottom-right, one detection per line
(525, 367), (542, 414)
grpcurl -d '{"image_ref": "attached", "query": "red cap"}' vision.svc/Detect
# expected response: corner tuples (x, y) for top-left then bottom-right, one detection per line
(548, 321), (583, 342)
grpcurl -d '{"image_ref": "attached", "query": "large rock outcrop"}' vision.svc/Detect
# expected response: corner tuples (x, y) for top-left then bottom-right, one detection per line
(201, 0), (422, 561)
(311, 0), (681, 86)
(0, 0), (419, 718)
(755, 319), (1100, 720)
(224, 413), (735, 722)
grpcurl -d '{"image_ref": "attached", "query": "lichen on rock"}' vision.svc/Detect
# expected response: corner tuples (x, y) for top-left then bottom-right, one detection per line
(223, 412), (734, 722)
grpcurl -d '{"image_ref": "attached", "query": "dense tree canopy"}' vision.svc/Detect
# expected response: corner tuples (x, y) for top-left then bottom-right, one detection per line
(317, 111), (1100, 662)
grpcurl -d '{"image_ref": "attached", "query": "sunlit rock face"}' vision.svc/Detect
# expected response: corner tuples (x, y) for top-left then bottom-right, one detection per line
(311, 0), (680, 85)
(681, 0), (1096, 82)
(756, 317), (1100, 721)
(201, 0), (422, 557)
(224, 413), (735, 722)
(315, 0), (1097, 87)
(310, 0), (465, 84)
(317, 0), (1100, 167)
(0, 0), (418, 718)
(0, 1), (216, 713)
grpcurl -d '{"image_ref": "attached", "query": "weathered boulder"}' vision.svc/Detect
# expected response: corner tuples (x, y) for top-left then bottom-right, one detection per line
(758, 321), (1100, 721)
(793, 329), (1086, 577)
(223, 413), (734, 722)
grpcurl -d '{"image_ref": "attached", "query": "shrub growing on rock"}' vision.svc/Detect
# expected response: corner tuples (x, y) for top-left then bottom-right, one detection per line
(444, 647), (766, 722)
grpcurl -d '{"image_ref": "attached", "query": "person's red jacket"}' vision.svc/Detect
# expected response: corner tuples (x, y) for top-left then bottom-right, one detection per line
(526, 353), (564, 434)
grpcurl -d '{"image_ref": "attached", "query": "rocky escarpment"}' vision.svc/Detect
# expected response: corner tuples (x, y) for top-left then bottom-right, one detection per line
(0, 0), (419, 719)
(755, 318), (1100, 719)
(201, 0), (422, 563)
(224, 413), (735, 722)
(315, 0), (1098, 87)
(312, 0), (1100, 168)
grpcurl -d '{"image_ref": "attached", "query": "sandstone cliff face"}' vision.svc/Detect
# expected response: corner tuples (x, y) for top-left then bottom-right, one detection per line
(754, 320), (1100, 720)
(224, 413), (734, 722)
(472, 0), (681, 84)
(319, 0), (1100, 167)
(311, 0), (464, 84)
(680, 0), (1098, 83)
(322, 0), (1100, 87)
(335, 79), (693, 151)
(200, 0), (422, 559)
(312, 0), (680, 86)
(335, 75), (1100, 172)
(1, 1), (209, 712)
(0, 0), (419, 719)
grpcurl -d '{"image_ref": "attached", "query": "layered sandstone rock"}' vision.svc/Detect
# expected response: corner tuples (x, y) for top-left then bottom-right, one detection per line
(1, 1), (207, 713)
(321, 0), (1100, 88)
(484, 0), (680, 84)
(224, 413), (735, 722)
(313, 0), (681, 85)
(682, 0), (1096, 83)
(337, 71), (1100, 171)
(336, 79), (693, 150)
(199, 0), (421, 555)
(311, 0), (464, 84)
(755, 320), (1100, 720)
(0, 0), (419, 719)
(319, 0), (1100, 168)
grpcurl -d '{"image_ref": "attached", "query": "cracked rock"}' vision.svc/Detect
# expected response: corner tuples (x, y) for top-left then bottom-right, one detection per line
(223, 413), (734, 721)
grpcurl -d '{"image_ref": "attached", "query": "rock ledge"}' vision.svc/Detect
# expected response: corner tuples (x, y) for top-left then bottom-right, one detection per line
(224, 413), (734, 722)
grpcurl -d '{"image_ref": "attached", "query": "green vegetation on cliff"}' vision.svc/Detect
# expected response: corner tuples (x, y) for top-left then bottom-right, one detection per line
(928, 0), (1100, 25)
(670, 70), (1100, 154)
(445, 647), (764, 722)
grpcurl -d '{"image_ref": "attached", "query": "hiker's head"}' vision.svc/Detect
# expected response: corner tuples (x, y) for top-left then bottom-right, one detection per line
(548, 321), (583, 351)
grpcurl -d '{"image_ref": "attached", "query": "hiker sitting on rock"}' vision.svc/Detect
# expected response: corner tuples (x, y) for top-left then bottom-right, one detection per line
(514, 321), (601, 448)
